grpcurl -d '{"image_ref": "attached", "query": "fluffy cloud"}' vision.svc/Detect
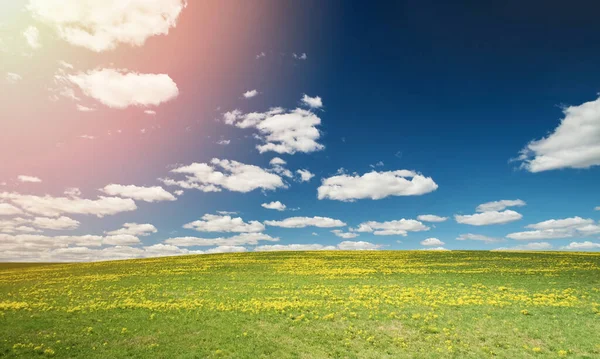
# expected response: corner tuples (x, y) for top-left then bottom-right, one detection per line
(301, 94), (323, 109)
(23, 26), (40, 49)
(354, 219), (429, 236)
(224, 105), (324, 154)
(6, 72), (22, 84)
(217, 139), (230, 145)
(28, 0), (186, 52)
(595, 206), (600, 211)
(0, 203), (24, 216)
(31, 216), (80, 230)
(162, 158), (285, 193)
(67, 69), (179, 109)
(261, 201), (287, 211)
(296, 169), (315, 182)
(493, 242), (553, 251)
(337, 241), (381, 250)
(165, 232), (277, 247)
(516, 95), (600, 172)
(101, 184), (176, 202)
(0, 192), (137, 217)
(269, 158), (293, 178)
(265, 216), (346, 228)
(206, 246), (247, 254)
(318, 170), (438, 201)
(455, 210), (522, 226)
(243, 89), (258, 98)
(561, 241), (600, 250)
(102, 235), (141, 246)
(183, 214), (265, 233)
(456, 233), (503, 243)
(18, 175), (42, 183)
(417, 214), (448, 222)
(331, 229), (360, 239)
(507, 216), (600, 240)
(255, 244), (336, 251)
(420, 238), (444, 246)
(106, 223), (157, 237)
(476, 199), (526, 212)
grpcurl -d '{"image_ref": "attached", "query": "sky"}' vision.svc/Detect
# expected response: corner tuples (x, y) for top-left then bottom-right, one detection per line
(1, 0), (599, 262)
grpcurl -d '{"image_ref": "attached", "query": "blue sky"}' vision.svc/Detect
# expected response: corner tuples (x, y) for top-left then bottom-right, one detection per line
(1, 1), (599, 261)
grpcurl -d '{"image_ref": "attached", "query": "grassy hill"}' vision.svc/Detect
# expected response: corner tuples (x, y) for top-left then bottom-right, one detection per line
(1, 251), (599, 358)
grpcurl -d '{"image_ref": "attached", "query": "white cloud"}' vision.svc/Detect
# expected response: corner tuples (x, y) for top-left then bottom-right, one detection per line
(455, 210), (522, 226)
(417, 214), (448, 222)
(493, 242), (553, 251)
(337, 241), (381, 250)
(224, 106), (324, 154)
(17, 175), (42, 183)
(476, 199), (526, 212)
(0, 203), (24, 216)
(23, 26), (40, 49)
(318, 170), (438, 201)
(64, 188), (82, 197)
(106, 223), (157, 237)
(183, 214), (265, 233)
(101, 184), (176, 202)
(595, 206), (600, 211)
(269, 158), (293, 178)
(145, 110), (156, 115)
(0, 192), (137, 218)
(102, 235), (141, 246)
(506, 229), (575, 241)
(79, 135), (95, 140)
(217, 139), (231, 145)
(206, 246), (247, 254)
(255, 244), (336, 251)
(293, 53), (307, 60)
(6, 72), (22, 84)
(162, 158), (285, 193)
(76, 105), (96, 112)
(296, 169), (314, 182)
(28, 0), (186, 52)
(525, 216), (594, 230)
(456, 233), (503, 243)
(420, 237), (444, 246)
(256, 52), (266, 59)
(261, 201), (287, 211)
(269, 157), (286, 166)
(516, 95), (600, 172)
(265, 216), (346, 228)
(561, 241), (600, 250)
(67, 69), (179, 109)
(353, 219), (429, 236)
(331, 229), (359, 239)
(301, 94), (323, 109)
(243, 89), (258, 98)
(165, 232), (277, 247)
(506, 217), (600, 240)
(32, 216), (80, 230)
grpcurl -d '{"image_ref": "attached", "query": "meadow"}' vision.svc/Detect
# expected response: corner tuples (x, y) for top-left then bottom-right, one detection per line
(1, 251), (599, 358)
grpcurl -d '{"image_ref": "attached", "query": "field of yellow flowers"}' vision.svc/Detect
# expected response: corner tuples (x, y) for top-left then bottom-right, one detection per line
(1, 251), (599, 358)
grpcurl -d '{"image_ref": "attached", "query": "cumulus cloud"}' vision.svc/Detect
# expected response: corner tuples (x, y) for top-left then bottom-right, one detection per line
(265, 216), (346, 228)
(162, 158), (286, 193)
(476, 199), (526, 212)
(101, 184), (176, 202)
(293, 53), (307, 60)
(561, 241), (600, 250)
(417, 214), (448, 222)
(217, 139), (230, 145)
(206, 246), (247, 254)
(318, 170), (438, 201)
(493, 242), (553, 251)
(595, 206), (600, 211)
(5, 72), (22, 84)
(223, 105), (324, 154)
(455, 210), (522, 226)
(331, 229), (360, 239)
(353, 219), (429, 236)
(269, 158), (293, 178)
(183, 214), (265, 233)
(23, 26), (40, 49)
(31, 216), (80, 230)
(165, 232), (277, 247)
(507, 216), (600, 240)
(456, 233), (503, 243)
(18, 175), (42, 183)
(261, 201), (287, 211)
(0, 203), (24, 216)
(296, 169), (315, 182)
(0, 192), (136, 218)
(301, 94), (323, 109)
(67, 69), (179, 109)
(106, 223), (157, 237)
(255, 244), (336, 251)
(516, 95), (600, 172)
(28, 0), (186, 52)
(420, 238), (444, 246)
(337, 241), (381, 250)
(243, 89), (258, 98)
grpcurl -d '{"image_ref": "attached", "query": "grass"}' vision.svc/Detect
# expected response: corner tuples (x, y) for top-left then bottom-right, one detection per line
(0, 250), (599, 358)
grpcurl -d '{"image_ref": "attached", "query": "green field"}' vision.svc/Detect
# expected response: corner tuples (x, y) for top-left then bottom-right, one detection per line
(1, 251), (599, 358)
